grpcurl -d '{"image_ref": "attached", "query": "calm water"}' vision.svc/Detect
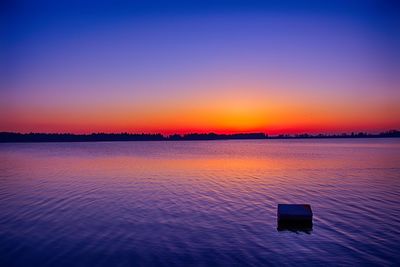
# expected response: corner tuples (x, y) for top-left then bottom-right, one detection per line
(1, 139), (400, 266)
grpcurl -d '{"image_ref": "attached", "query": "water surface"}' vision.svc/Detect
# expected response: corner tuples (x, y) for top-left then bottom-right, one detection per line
(1, 139), (400, 266)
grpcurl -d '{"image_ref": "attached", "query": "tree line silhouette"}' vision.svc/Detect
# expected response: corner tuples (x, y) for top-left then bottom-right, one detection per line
(0, 130), (399, 142)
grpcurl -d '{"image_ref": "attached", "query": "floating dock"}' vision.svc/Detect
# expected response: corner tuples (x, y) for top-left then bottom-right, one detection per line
(277, 204), (313, 231)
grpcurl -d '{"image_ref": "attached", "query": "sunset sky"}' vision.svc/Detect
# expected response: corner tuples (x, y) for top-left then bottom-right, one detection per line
(1, 0), (399, 134)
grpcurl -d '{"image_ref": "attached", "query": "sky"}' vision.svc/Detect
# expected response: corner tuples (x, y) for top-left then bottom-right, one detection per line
(1, 0), (399, 134)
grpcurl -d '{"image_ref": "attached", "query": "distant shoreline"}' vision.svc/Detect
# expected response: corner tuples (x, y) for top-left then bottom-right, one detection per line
(0, 130), (399, 143)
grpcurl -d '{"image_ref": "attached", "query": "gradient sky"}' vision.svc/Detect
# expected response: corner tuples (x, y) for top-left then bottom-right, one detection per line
(1, 0), (399, 134)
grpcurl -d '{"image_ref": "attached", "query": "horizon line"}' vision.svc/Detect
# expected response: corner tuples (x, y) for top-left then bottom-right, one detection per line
(0, 129), (400, 138)
(1, 129), (400, 137)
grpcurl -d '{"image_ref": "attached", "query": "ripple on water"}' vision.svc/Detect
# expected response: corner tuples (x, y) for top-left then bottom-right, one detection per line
(0, 139), (400, 266)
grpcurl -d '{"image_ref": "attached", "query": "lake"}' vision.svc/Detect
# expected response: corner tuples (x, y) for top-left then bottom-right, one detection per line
(1, 139), (399, 266)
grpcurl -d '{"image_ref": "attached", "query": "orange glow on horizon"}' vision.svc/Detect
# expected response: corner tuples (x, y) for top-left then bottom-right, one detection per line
(1, 83), (399, 135)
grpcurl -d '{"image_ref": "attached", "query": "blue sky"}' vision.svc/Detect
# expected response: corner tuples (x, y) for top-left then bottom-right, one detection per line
(1, 0), (399, 133)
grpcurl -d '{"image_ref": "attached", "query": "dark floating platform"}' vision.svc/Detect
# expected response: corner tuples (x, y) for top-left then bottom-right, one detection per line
(277, 204), (313, 232)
